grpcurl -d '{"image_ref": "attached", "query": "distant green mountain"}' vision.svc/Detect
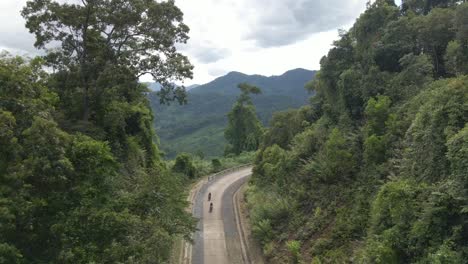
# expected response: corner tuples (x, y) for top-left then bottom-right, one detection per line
(149, 68), (316, 158)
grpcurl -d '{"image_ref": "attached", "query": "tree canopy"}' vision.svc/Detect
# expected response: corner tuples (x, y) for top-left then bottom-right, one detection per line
(22, 0), (193, 121)
(224, 83), (264, 155)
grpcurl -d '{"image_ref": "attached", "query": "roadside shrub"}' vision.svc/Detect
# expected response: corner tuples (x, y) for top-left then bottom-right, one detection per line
(247, 185), (294, 246)
(252, 219), (274, 245)
(211, 158), (222, 172)
(286, 240), (301, 263)
(172, 153), (197, 179)
(304, 128), (356, 184)
(263, 241), (276, 258)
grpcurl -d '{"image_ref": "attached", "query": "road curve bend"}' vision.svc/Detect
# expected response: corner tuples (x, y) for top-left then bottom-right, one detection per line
(184, 167), (252, 264)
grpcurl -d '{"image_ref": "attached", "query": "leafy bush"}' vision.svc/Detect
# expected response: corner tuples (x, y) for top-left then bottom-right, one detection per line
(252, 219), (274, 246)
(247, 185), (294, 246)
(307, 128), (356, 183)
(211, 158), (222, 171)
(286, 240), (301, 263)
(172, 153), (198, 179)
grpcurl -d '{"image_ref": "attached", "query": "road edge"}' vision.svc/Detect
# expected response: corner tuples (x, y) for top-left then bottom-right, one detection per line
(179, 176), (206, 264)
(233, 180), (251, 263)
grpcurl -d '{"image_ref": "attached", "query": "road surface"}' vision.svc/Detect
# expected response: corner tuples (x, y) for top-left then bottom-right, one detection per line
(184, 167), (252, 264)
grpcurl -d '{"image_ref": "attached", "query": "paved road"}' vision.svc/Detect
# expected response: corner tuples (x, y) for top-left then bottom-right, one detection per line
(190, 167), (252, 264)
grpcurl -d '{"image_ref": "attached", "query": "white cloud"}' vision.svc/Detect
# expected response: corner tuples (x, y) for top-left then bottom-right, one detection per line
(178, 41), (231, 63)
(0, 0), (37, 55)
(242, 0), (366, 47)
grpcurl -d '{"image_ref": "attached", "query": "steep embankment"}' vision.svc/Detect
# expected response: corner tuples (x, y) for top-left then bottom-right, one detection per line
(149, 69), (316, 158)
(247, 2), (468, 263)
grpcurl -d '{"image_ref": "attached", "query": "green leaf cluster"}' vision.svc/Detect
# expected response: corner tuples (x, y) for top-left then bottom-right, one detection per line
(172, 153), (198, 179)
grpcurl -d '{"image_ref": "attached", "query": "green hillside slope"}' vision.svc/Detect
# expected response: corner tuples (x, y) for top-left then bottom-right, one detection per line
(247, 1), (468, 263)
(149, 69), (316, 158)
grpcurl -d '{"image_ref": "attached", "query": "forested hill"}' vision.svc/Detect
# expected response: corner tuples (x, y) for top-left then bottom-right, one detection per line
(149, 68), (316, 158)
(247, 1), (468, 263)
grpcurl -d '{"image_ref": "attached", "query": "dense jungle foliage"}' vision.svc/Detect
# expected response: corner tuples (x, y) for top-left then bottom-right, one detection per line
(0, 0), (197, 263)
(247, 0), (468, 263)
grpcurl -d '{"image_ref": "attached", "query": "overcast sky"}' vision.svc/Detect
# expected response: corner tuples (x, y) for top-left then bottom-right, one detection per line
(0, 0), (401, 85)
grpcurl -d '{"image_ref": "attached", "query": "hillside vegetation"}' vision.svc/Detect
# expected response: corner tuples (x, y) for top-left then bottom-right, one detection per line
(0, 0), (196, 262)
(149, 69), (315, 158)
(247, 1), (468, 263)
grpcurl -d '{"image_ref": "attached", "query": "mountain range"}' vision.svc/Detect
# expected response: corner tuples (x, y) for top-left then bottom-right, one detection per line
(148, 68), (316, 158)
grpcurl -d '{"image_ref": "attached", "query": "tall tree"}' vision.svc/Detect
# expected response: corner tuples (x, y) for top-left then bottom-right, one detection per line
(225, 83), (263, 155)
(22, 0), (193, 121)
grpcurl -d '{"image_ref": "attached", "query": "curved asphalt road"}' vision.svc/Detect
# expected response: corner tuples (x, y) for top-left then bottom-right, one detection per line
(190, 167), (252, 264)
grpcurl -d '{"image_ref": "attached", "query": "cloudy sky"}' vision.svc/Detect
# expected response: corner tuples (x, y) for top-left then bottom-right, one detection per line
(0, 0), (401, 85)
(175, 0), (369, 84)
